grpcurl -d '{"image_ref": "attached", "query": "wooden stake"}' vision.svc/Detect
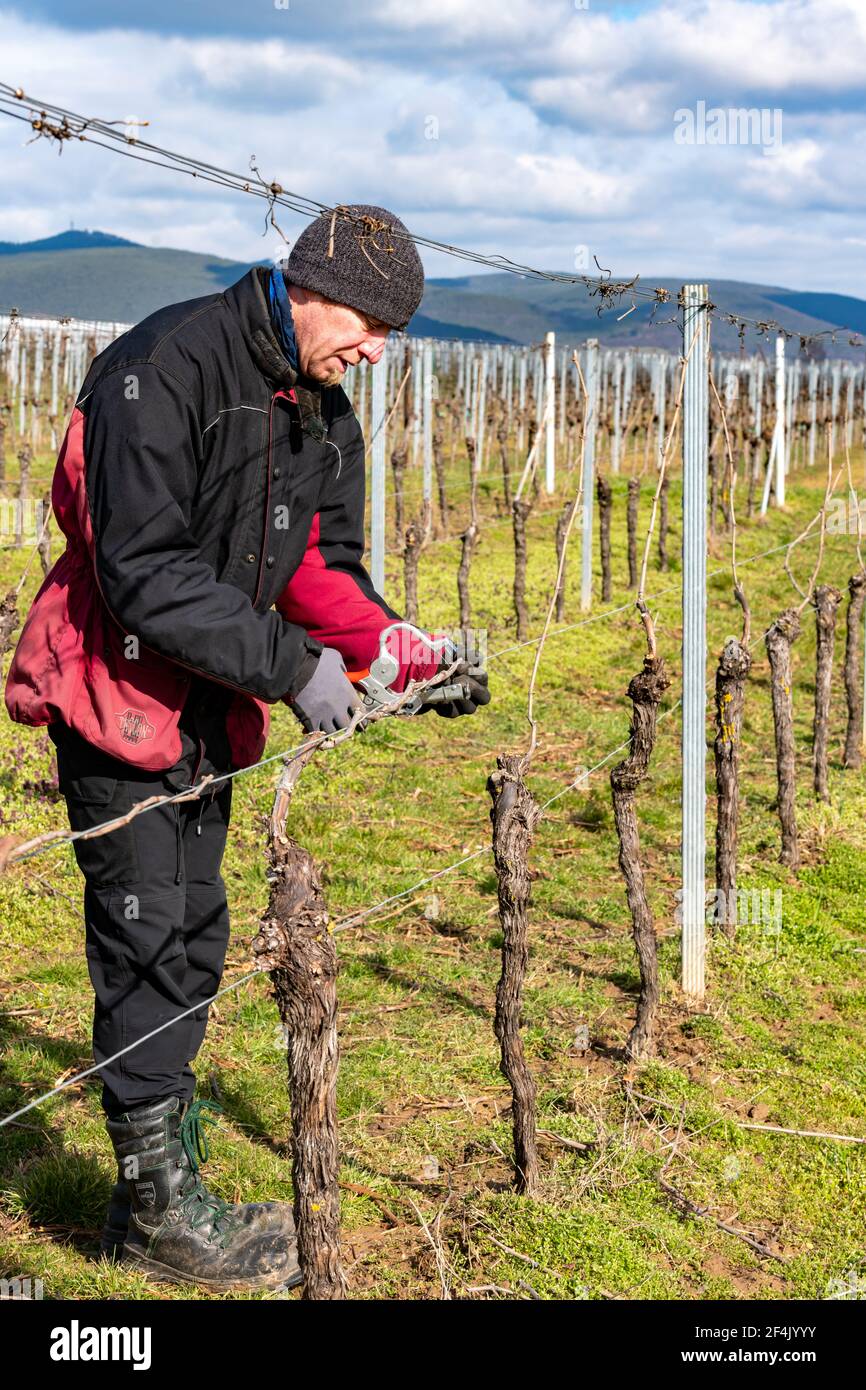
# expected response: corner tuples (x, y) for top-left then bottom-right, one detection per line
(610, 657), (671, 1060)
(626, 477), (640, 589)
(554, 497), (577, 620)
(0, 589), (20, 663)
(498, 416), (513, 512)
(37, 488), (51, 577)
(457, 436), (480, 629)
(812, 583), (842, 801)
(657, 474), (670, 573)
(713, 637), (752, 937)
(843, 572), (866, 769)
(596, 474), (613, 602)
(488, 754), (541, 1194)
(251, 749), (345, 1300)
(765, 608), (801, 869)
(433, 430), (448, 538)
(402, 492), (432, 627)
(390, 444), (407, 544)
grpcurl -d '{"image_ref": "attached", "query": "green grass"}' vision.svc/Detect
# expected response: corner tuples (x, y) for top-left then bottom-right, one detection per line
(1, 435), (865, 1300)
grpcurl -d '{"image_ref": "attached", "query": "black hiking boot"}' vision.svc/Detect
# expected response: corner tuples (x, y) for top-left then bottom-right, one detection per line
(105, 1096), (302, 1292)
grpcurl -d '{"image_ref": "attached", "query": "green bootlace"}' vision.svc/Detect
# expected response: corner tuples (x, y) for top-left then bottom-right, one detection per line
(176, 1098), (241, 1247)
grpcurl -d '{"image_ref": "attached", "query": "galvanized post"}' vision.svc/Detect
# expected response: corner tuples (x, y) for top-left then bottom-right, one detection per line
(533, 349), (543, 426)
(477, 349), (488, 471)
(809, 362), (818, 468)
(656, 354), (667, 468)
(422, 340), (433, 504)
(785, 356), (796, 474)
(761, 335), (786, 514)
(558, 346), (567, 444)
(830, 361), (841, 461)
(411, 339), (423, 467)
(622, 351), (633, 428)
(612, 355), (623, 475)
(19, 343), (27, 436)
(775, 334), (787, 505)
(545, 331), (556, 494)
(580, 338), (599, 611)
(681, 284), (709, 1002)
(370, 344), (387, 596)
(517, 348), (527, 451)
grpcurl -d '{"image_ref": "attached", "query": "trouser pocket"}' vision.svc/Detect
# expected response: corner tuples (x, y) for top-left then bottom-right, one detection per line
(64, 774), (141, 886)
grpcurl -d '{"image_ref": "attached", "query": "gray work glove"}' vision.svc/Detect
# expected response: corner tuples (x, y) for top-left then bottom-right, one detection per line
(287, 647), (362, 734)
(417, 643), (491, 719)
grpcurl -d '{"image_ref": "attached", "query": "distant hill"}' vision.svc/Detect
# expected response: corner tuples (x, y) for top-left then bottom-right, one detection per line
(0, 232), (262, 322)
(0, 230), (863, 356)
(0, 230), (141, 256)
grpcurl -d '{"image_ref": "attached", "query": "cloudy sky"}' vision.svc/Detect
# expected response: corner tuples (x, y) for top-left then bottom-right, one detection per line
(0, 0), (863, 294)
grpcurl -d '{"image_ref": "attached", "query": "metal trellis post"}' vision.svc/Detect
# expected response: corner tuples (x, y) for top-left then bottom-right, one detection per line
(370, 344), (387, 596)
(545, 331), (556, 494)
(580, 338), (599, 611)
(681, 284), (709, 1001)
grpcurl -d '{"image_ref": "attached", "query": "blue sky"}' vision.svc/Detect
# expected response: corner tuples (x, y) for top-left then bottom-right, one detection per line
(1, 0), (863, 294)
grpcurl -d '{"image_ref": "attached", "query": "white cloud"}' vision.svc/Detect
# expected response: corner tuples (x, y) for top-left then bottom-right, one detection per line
(0, 1), (864, 295)
(182, 40), (364, 109)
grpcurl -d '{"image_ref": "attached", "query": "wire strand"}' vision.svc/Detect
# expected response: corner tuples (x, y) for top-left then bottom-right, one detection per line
(0, 82), (860, 348)
(0, 968), (264, 1128)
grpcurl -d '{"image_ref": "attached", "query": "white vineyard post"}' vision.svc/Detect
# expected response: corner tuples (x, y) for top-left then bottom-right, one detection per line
(370, 343), (387, 596)
(579, 338), (599, 612)
(761, 335), (786, 514)
(423, 340), (433, 504)
(681, 284), (709, 1003)
(545, 330), (556, 494)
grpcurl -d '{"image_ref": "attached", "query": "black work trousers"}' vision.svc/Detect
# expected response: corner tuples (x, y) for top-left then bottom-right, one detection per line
(48, 678), (237, 1117)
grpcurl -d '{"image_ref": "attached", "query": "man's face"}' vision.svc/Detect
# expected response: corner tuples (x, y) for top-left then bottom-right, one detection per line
(287, 284), (391, 387)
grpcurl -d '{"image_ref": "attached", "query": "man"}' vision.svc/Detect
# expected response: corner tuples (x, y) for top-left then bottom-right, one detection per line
(4, 203), (490, 1292)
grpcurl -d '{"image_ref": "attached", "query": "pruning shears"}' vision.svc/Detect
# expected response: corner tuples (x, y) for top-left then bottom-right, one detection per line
(346, 622), (471, 718)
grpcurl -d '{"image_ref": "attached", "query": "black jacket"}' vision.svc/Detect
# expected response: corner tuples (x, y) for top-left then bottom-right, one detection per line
(77, 264), (401, 706)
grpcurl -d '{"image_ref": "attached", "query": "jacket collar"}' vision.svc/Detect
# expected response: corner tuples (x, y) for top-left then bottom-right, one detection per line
(222, 267), (328, 441)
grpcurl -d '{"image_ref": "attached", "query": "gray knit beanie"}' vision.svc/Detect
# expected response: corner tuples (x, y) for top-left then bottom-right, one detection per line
(285, 204), (424, 330)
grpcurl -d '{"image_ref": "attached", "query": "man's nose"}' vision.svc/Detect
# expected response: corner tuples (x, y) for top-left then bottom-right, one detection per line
(359, 336), (387, 365)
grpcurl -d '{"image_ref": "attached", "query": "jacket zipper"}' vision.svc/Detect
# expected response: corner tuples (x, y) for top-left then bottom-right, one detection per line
(252, 392), (278, 608)
(190, 735), (204, 786)
(192, 734), (210, 837)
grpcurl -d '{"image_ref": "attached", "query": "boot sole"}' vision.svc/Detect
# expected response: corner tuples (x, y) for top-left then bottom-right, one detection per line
(121, 1246), (303, 1293)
